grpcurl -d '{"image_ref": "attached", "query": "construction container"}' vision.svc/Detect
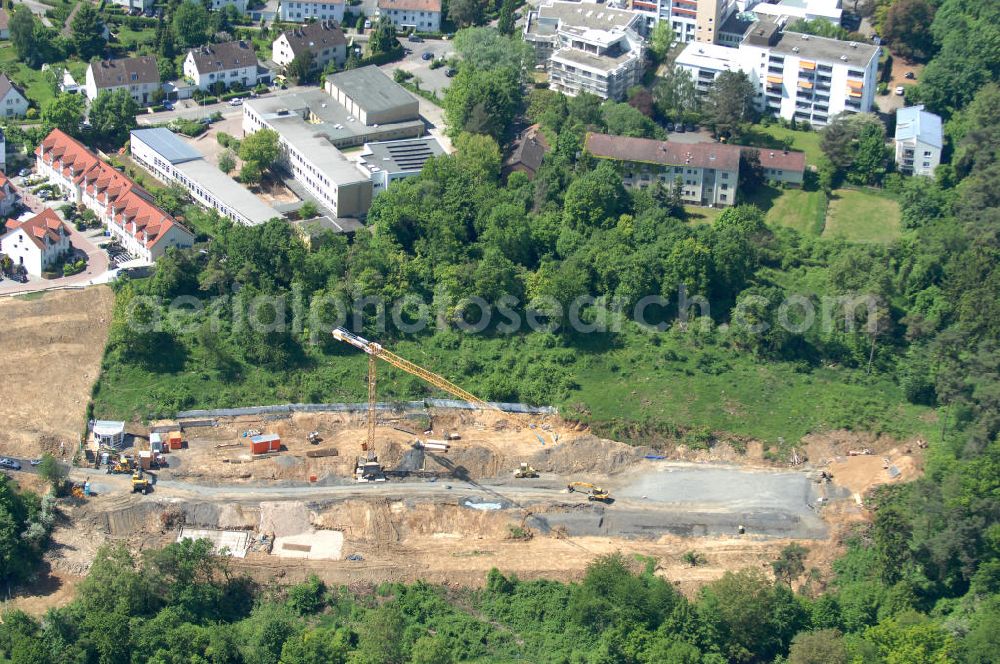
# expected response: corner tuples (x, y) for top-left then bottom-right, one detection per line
(168, 431), (183, 450)
(150, 433), (164, 454)
(138, 451), (154, 470)
(249, 433), (281, 455)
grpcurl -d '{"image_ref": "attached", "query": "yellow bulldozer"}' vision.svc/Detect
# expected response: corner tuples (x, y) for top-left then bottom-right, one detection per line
(131, 470), (151, 495)
(567, 481), (612, 503)
(514, 463), (539, 479)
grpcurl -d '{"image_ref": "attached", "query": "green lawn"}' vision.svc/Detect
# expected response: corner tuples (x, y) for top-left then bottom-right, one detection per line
(741, 124), (824, 167)
(115, 26), (158, 49)
(748, 186), (828, 236)
(684, 205), (724, 225)
(824, 188), (902, 243)
(0, 45), (88, 108)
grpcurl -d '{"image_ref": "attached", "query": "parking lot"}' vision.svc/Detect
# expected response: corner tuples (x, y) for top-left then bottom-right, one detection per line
(383, 37), (456, 97)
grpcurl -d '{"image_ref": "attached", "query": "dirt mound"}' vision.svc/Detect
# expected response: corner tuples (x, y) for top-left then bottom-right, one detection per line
(527, 434), (646, 474)
(259, 502), (312, 538)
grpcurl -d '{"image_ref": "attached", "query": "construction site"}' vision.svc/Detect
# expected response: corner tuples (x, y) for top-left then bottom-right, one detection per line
(20, 327), (926, 605)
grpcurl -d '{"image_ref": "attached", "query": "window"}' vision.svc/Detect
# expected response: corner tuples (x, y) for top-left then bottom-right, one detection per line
(924, 150), (932, 157)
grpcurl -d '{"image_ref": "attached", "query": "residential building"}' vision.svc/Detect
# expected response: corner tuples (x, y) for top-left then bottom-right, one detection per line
(0, 9), (10, 40)
(279, 0), (345, 23)
(272, 20), (347, 71)
(1, 209), (71, 277)
(674, 15), (880, 125)
(0, 128), (5, 173)
(0, 74), (29, 118)
(243, 66), (425, 217)
(325, 66), (419, 125)
(503, 124), (551, 179)
(751, 0), (842, 24)
(746, 146), (806, 185)
(85, 56), (160, 104)
(524, 1), (647, 101)
(183, 41), (261, 91)
(356, 137), (445, 195)
(629, 0), (738, 44)
(375, 0), (442, 32)
(894, 105), (942, 178)
(0, 170), (20, 218)
(585, 132), (742, 206)
(208, 0), (248, 12)
(107, 0), (155, 10)
(35, 129), (194, 263)
(130, 128), (279, 226)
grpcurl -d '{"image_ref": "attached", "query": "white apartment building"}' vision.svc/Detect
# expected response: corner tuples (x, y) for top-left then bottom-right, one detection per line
(279, 0), (345, 22)
(585, 132), (742, 206)
(183, 41), (261, 91)
(107, 0), (155, 10)
(35, 129), (193, 263)
(525, 2), (647, 101)
(208, 0), (248, 13)
(675, 15), (879, 126)
(894, 105), (942, 178)
(0, 74), (29, 118)
(1, 210), (71, 277)
(630, 0), (737, 44)
(0, 171), (18, 218)
(130, 128), (278, 226)
(375, 0), (442, 32)
(272, 21), (347, 70)
(85, 56), (160, 104)
(751, 0), (842, 24)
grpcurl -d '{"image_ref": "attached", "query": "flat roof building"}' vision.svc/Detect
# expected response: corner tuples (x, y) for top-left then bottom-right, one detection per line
(325, 66), (420, 126)
(357, 137), (445, 194)
(894, 104), (942, 178)
(130, 128), (279, 226)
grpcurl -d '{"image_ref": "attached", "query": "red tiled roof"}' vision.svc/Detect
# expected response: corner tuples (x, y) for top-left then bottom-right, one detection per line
(4, 208), (70, 250)
(36, 129), (193, 250)
(378, 0), (441, 12)
(584, 132), (742, 171)
(749, 146), (807, 173)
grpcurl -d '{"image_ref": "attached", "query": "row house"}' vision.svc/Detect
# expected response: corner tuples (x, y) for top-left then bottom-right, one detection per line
(34, 129), (194, 263)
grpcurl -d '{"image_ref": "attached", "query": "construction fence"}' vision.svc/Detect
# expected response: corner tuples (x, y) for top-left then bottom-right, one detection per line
(176, 399), (557, 421)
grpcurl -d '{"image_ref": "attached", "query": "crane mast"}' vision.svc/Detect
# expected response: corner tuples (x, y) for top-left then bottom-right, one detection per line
(332, 327), (544, 481)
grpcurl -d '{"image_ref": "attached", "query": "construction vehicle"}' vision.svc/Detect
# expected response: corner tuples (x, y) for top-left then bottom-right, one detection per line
(308, 431), (321, 445)
(332, 327), (552, 483)
(107, 456), (133, 474)
(514, 463), (539, 479)
(567, 481), (612, 502)
(131, 470), (151, 495)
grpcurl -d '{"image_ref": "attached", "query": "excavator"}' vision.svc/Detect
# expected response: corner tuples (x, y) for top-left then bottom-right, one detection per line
(567, 481), (612, 502)
(331, 327), (550, 482)
(131, 469), (151, 495)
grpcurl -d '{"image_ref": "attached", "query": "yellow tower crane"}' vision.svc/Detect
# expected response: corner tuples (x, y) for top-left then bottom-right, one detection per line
(332, 327), (548, 481)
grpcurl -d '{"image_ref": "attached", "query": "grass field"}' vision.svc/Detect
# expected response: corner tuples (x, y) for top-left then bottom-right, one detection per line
(0, 46), (88, 108)
(685, 205), (725, 225)
(741, 125), (824, 166)
(753, 187), (828, 236)
(824, 188), (902, 243)
(92, 318), (937, 450)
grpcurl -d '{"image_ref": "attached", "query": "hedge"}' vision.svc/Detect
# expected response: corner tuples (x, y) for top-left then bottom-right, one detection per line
(356, 47), (405, 68)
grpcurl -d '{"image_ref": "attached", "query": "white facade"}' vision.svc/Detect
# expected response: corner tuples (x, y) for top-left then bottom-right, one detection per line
(271, 22), (347, 70)
(0, 174), (18, 218)
(0, 79), (29, 119)
(107, 0), (155, 10)
(675, 25), (879, 126)
(84, 58), (161, 104)
(375, 0), (441, 32)
(525, 2), (647, 101)
(631, 0), (737, 44)
(209, 0), (248, 12)
(894, 105), (942, 178)
(183, 44), (261, 91)
(279, 0), (345, 22)
(1, 212), (71, 277)
(751, 0), (842, 24)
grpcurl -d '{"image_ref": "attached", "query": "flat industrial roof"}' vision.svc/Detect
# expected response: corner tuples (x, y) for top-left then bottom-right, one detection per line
(359, 137), (444, 173)
(325, 65), (417, 116)
(131, 128), (201, 164)
(245, 89), (424, 147)
(173, 159), (280, 225)
(770, 31), (879, 68)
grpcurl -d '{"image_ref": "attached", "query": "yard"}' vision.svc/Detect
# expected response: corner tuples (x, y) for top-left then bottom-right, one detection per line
(824, 188), (902, 243)
(746, 186), (828, 236)
(741, 124), (825, 167)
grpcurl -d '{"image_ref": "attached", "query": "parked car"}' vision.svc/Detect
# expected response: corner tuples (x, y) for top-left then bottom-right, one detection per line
(229, 98), (243, 106)
(445, 67), (457, 77)
(685, 123), (696, 132)
(666, 121), (675, 131)
(676, 124), (686, 133)
(895, 86), (905, 95)
(408, 34), (423, 42)
(904, 71), (915, 80)
(421, 51), (434, 61)
(30, 459), (42, 467)
(0, 458), (22, 471)
(162, 101), (174, 111)
(18, 168), (29, 177)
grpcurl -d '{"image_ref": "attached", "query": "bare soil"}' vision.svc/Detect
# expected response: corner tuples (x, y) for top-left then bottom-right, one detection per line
(0, 287), (114, 460)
